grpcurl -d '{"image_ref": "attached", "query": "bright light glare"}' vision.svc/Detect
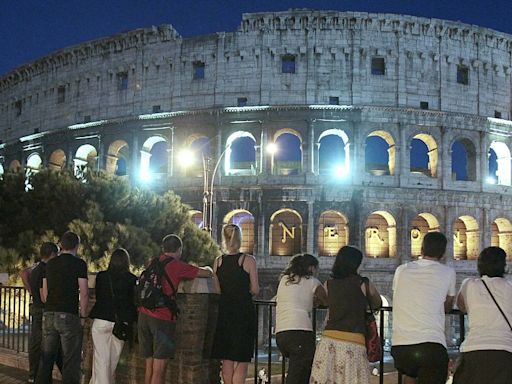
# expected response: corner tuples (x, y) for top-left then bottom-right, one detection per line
(334, 165), (348, 178)
(178, 149), (195, 168)
(486, 176), (497, 184)
(267, 143), (278, 155)
(140, 169), (151, 182)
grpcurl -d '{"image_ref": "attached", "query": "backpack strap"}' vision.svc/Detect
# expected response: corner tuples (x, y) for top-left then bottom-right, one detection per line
(157, 258), (177, 297)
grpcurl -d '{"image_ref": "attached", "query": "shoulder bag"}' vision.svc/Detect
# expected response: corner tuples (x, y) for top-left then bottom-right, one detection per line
(108, 273), (129, 341)
(481, 279), (512, 332)
(363, 278), (383, 363)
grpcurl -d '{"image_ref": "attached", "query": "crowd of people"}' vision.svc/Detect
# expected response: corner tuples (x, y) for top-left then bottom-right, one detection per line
(19, 227), (511, 384)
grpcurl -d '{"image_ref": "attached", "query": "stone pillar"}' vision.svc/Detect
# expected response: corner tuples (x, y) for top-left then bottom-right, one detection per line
(82, 277), (220, 384)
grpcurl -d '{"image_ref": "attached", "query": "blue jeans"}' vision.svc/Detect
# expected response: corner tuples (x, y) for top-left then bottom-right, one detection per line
(36, 312), (83, 384)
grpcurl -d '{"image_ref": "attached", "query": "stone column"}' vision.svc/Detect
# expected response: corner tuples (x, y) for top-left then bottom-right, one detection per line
(82, 277), (220, 384)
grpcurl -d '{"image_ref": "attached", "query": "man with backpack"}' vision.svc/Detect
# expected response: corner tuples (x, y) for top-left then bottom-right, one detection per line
(137, 234), (213, 384)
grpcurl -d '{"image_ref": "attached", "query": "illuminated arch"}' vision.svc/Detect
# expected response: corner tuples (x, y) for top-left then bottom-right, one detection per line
(189, 210), (204, 229)
(453, 215), (479, 260)
(178, 135), (210, 178)
(410, 213), (440, 257)
(270, 208), (302, 256)
(317, 210), (349, 256)
(106, 140), (129, 176)
(365, 211), (397, 258)
(224, 209), (255, 254)
(225, 131), (257, 176)
(0, 163), (3, 179)
(272, 129), (302, 175)
(318, 129), (350, 177)
(9, 160), (22, 173)
(140, 136), (168, 181)
(451, 138), (477, 181)
(491, 217), (512, 259)
(74, 144), (97, 177)
(26, 153), (42, 173)
(410, 134), (438, 178)
(49, 149), (66, 171)
(365, 130), (395, 176)
(488, 141), (511, 186)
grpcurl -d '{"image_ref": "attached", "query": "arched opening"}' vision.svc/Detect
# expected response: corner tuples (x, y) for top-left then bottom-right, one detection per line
(365, 131), (395, 176)
(182, 136), (211, 177)
(410, 134), (438, 177)
(9, 160), (22, 173)
(318, 129), (350, 178)
(317, 210), (349, 256)
(270, 208), (302, 256)
(140, 136), (168, 182)
(272, 130), (302, 175)
(491, 218), (512, 259)
(189, 210), (204, 229)
(453, 215), (479, 260)
(74, 144), (97, 177)
(410, 213), (440, 257)
(224, 210), (255, 254)
(451, 138), (476, 181)
(107, 140), (130, 176)
(26, 153), (42, 174)
(365, 211), (397, 258)
(488, 141), (511, 185)
(0, 163), (3, 179)
(225, 132), (257, 176)
(49, 149), (66, 171)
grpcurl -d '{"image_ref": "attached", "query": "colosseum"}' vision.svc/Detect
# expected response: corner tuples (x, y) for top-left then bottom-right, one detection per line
(1, 9), (512, 298)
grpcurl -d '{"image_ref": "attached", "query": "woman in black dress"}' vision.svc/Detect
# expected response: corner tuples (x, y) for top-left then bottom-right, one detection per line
(88, 248), (137, 384)
(211, 224), (259, 384)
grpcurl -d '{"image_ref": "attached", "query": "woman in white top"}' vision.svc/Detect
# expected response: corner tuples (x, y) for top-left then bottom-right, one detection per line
(275, 254), (327, 384)
(454, 246), (512, 384)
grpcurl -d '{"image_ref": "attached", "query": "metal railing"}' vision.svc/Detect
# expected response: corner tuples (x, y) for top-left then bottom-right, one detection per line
(0, 286), (31, 353)
(253, 300), (465, 384)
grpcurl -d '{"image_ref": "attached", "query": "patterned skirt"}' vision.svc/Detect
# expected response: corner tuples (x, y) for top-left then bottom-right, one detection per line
(309, 336), (371, 384)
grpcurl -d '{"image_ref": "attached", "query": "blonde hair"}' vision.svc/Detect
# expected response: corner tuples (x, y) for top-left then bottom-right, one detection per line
(223, 224), (242, 253)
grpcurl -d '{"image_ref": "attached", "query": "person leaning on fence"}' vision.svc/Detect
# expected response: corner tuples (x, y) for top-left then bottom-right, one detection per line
(20, 242), (63, 384)
(138, 234), (213, 384)
(452, 246), (512, 384)
(211, 224), (260, 384)
(391, 231), (456, 384)
(275, 253), (327, 384)
(88, 248), (138, 384)
(309, 246), (382, 384)
(37, 232), (89, 384)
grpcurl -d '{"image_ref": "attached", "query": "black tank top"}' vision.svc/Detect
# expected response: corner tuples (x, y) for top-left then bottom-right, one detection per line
(325, 275), (367, 334)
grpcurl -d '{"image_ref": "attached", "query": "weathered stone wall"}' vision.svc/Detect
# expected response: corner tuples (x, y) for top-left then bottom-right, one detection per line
(2, 10), (512, 141)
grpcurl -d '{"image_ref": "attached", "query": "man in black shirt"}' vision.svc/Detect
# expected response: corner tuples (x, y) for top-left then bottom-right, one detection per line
(20, 242), (62, 383)
(36, 232), (88, 384)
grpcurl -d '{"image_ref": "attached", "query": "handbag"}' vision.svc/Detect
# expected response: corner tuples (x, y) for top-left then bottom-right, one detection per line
(108, 274), (129, 341)
(363, 278), (382, 363)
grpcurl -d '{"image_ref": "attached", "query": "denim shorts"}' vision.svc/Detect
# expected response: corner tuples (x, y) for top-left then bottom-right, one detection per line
(138, 312), (176, 359)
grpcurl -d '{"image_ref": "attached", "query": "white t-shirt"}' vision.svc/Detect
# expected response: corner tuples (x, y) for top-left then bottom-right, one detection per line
(458, 275), (512, 353)
(392, 259), (456, 347)
(275, 275), (321, 333)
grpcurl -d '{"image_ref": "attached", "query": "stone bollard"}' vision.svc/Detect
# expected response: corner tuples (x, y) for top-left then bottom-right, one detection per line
(82, 276), (220, 384)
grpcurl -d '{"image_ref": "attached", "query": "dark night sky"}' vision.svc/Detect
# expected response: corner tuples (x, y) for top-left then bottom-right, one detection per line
(1, 0), (512, 76)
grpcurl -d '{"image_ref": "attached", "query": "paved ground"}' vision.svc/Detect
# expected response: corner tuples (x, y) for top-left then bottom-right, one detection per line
(0, 364), (62, 384)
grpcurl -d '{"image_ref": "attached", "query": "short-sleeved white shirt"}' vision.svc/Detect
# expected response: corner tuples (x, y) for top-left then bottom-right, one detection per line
(392, 259), (456, 347)
(275, 275), (321, 333)
(458, 275), (512, 353)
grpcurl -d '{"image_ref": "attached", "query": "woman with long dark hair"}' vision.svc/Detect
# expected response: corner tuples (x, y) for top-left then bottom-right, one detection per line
(310, 246), (381, 384)
(453, 246), (512, 383)
(275, 254), (327, 384)
(89, 248), (137, 384)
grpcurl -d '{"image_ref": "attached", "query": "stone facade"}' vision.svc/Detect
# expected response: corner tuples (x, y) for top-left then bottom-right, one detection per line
(1, 9), (512, 299)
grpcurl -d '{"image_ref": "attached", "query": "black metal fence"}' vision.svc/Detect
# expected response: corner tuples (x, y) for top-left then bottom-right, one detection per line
(0, 286), (31, 353)
(253, 300), (465, 384)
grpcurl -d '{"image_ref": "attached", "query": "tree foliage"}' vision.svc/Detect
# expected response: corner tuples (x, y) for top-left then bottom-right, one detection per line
(0, 170), (220, 275)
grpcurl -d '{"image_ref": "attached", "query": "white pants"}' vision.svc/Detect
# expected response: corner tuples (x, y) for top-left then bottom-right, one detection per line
(89, 318), (125, 384)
